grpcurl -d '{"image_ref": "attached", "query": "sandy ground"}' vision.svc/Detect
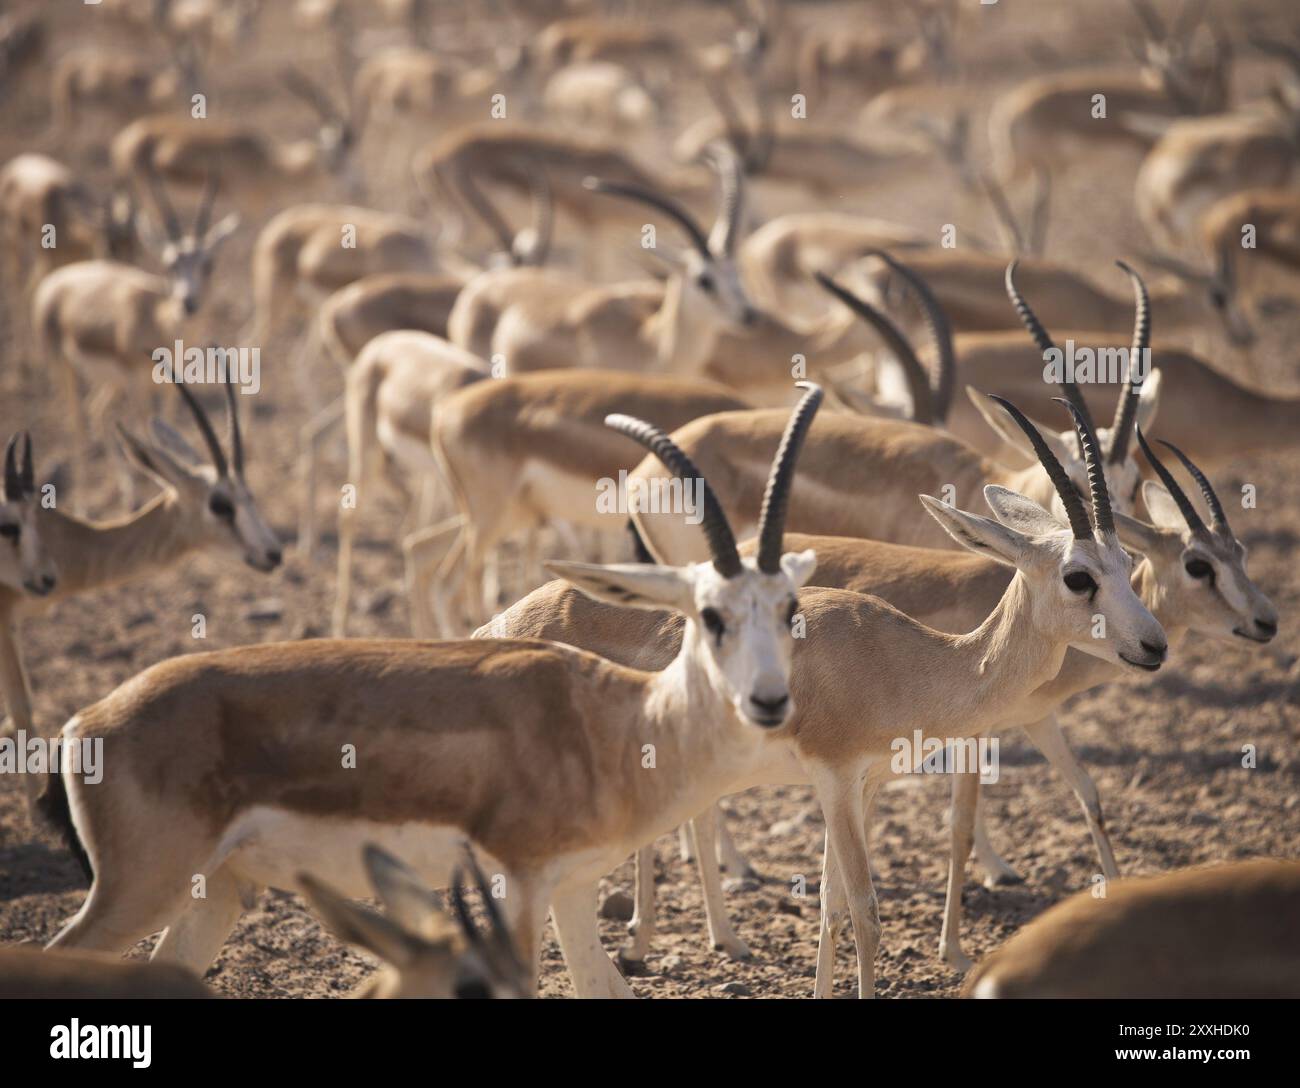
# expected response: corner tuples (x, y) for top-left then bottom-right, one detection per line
(0, 0), (1297, 998)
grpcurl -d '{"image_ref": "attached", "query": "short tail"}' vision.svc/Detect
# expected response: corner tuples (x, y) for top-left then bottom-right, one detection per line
(34, 768), (92, 884)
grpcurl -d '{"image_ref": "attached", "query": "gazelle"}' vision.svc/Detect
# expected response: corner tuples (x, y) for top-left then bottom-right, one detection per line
(987, 0), (1231, 188)
(0, 434), (58, 602)
(0, 383), (279, 781)
(31, 173), (239, 509)
(38, 392), (822, 1000)
(0, 947), (211, 999)
(486, 395), (1275, 975)
(963, 859), (1300, 998)
(629, 263), (1160, 564)
(412, 369), (754, 637)
(301, 844), (530, 999)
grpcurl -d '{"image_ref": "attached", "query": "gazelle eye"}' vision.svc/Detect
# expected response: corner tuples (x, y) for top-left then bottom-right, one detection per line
(697, 272), (715, 292)
(0, 523), (18, 541)
(700, 607), (725, 641)
(209, 493), (234, 520)
(1185, 558), (1214, 582)
(1063, 570), (1097, 594)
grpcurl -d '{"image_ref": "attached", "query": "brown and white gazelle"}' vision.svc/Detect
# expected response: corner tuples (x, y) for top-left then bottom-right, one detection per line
(39, 390), (823, 999)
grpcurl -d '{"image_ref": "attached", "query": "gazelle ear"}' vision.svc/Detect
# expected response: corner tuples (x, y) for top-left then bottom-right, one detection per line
(298, 872), (419, 968)
(363, 844), (452, 943)
(1135, 367), (1161, 433)
(919, 493), (1026, 568)
(204, 212), (241, 249)
(545, 560), (694, 612)
(1141, 480), (1187, 532)
(150, 418), (203, 466)
(115, 425), (198, 490)
(781, 548), (817, 587)
(966, 387), (1072, 465)
(1114, 510), (1165, 555)
(982, 484), (1062, 537)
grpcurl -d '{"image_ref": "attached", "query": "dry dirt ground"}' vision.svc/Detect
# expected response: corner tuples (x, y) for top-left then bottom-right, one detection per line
(0, 0), (1297, 998)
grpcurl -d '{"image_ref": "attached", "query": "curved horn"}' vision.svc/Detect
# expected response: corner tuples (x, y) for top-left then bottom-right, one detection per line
(1135, 426), (1205, 533)
(193, 170), (219, 240)
(1129, 0), (1167, 41)
(1054, 397), (1115, 537)
(702, 141), (745, 257)
(19, 433), (32, 496)
(1158, 437), (1231, 534)
(144, 163), (182, 241)
(582, 177), (711, 257)
(1107, 260), (1151, 464)
(174, 381), (228, 477)
(813, 272), (933, 425)
(1006, 260), (1096, 453)
(604, 414), (742, 578)
(987, 395), (1093, 540)
(3, 434), (21, 502)
(756, 382), (823, 573)
(224, 379), (244, 477)
(864, 250), (955, 423)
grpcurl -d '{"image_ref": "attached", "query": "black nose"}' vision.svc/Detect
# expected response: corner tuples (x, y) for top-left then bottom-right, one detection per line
(41, 574), (55, 590)
(750, 693), (788, 716)
(266, 548), (282, 568)
(1141, 639), (1167, 660)
(1256, 618), (1277, 637)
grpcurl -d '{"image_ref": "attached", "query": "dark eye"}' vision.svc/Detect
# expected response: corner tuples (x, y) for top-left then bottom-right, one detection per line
(700, 607), (725, 640)
(209, 494), (234, 520)
(0, 523), (18, 541)
(1185, 558), (1214, 582)
(697, 272), (715, 292)
(1063, 570), (1097, 594)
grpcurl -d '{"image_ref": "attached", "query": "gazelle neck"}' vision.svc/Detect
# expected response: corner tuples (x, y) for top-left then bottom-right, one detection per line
(35, 490), (205, 603)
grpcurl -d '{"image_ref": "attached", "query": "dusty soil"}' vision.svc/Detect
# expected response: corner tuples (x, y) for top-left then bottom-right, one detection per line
(0, 0), (1297, 998)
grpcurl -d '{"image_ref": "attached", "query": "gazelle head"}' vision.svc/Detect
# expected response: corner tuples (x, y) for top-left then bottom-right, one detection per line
(1135, 244), (1255, 348)
(282, 64), (364, 179)
(0, 434), (57, 598)
(926, 395), (1169, 673)
(583, 141), (759, 328)
(550, 384), (823, 730)
(975, 261), (1161, 520)
(1128, 0), (1230, 113)
(117, 381), (281, 572)
(1114, 428), (1278, 644)
(138, 169), (240, 317)
(300, 844), (530, 999)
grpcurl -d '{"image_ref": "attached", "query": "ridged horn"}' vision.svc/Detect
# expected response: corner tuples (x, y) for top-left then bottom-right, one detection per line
(987, 395), (1093, 540)
(1107, 260), (1151, 464)
(756, 382), (823, 573)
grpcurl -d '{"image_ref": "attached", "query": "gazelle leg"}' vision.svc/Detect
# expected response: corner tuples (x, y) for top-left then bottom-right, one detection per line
(401, 515), (464, 638)
(622, 844), (656, 964)
(938, 771), (978, 972)
(550, 881), (633, 998)
(814, 828), (850, 998)
(150, 868), (249, 975)
(677, 822), (695, 863)
(715, 806), (757, 878)
(296, 396), (345, 558)
(690, 808), (751, 959)
(1023, 714), (1119, 880)
(810, 762), (881, 998)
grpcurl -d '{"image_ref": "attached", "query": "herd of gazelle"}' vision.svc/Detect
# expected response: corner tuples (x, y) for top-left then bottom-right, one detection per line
(1, 0), (1297, 999)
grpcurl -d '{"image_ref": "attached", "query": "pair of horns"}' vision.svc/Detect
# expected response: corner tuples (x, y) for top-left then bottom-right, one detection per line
(607, 383), (823, 577)
(989, 394), (1117, 540)
(1135, 426), (1231, 536)
(448, 845), (526, 985)
(173, 377), (244, 478)
(813, 251), (955, 426)
(1005, 260), (1151, 464)
(3, 433), (34, 501)
(583, 140), (745, 259)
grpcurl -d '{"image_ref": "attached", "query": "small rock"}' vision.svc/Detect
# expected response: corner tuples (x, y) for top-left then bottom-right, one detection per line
(245, 598), (283, 623)
(722, 876), (760, 894)
(713, 981), (751, 997)
(776, 900), (802, 917)
(599, 890), (635, 921)
(657, 955), (683, 975)
(363, 590), (395, 617)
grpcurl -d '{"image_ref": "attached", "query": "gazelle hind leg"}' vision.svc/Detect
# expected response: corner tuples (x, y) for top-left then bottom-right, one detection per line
(1022, 715), (1119, 880)
(938, 771), (978, 972)
(621, 844), (655, 965)
(690, 808), (751, 959)
(813, 828), (849, 998)
(150, 867), (252, 975)
(715, 806), (757, 879)
(550, 881), (633, 999)
(973, 788), (1023, 888)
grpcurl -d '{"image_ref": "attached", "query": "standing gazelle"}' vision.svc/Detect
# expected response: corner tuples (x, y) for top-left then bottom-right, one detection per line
(39, 390), (823, 999)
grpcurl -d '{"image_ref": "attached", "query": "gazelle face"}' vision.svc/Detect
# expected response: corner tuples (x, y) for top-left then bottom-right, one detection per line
(684, 247), (758, 328)
(547, 548), (818, 731)
(0, 498), (56, 598)
(162, 236), (220, 317)
(200, 470), (282, 573)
